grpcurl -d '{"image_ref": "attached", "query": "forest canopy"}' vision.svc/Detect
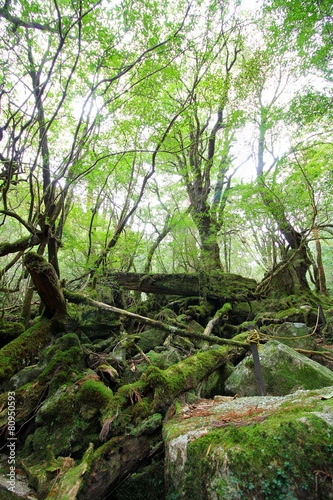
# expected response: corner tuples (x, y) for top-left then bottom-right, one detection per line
(1, 3), (333, 499)
(0, 0), (332, 313)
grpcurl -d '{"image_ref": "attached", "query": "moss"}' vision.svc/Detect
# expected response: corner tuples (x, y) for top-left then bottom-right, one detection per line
(100, 379), (148, 434)
(217, 302), (232, 315)
(145, 335), (247, 409)
(130, 412), (163, 437)
(166, 394), (333, 499)
(130, 397), (153, 422)
(0, 321), (25, 341)
(98, 333), (247, 436)
(39, 345), (82, 385)
(275, 307), (301, 320)
(46, 444), (94, 500)
(0, 236), (33, 256)
(137, 329), (168, 352)
(0, 318), (51, 385)
(186, 303), (214, 319)
(76, 379), (113, 407)
(63, 288), (89, 305)
(24, 379), (101, 461)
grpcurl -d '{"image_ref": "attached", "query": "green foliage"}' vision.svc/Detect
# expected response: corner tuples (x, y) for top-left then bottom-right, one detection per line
(0, 0), (332, 306)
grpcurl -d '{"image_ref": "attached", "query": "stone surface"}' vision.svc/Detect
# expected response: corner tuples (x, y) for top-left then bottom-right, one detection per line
(262, 321), (317, 350)
(224, 339), (333, 396)
(163, 387), (333, 500)
(7, 365), (44, 391)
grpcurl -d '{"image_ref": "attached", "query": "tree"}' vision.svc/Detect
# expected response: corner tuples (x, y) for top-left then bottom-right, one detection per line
(0, 0), (192, 312)
(155, 1), (245, 271)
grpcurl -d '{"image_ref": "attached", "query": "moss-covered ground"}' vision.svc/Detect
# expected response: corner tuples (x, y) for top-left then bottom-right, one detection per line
(0, 278), (332, 499)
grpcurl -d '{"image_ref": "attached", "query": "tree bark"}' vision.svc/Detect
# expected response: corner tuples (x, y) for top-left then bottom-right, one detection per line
(23, 252), (67, 318)
(103, 271), (257, 302)
(313, 227), (328, 295)
(0, 233), (45, 257)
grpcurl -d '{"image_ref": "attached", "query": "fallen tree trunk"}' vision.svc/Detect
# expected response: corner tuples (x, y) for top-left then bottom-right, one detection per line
(0, 318), (51, 385)
(104, 271), (257, 301)
(63, 289), (248, 348)
(98, 331), (249, 440)
(46, 333), (249, 500)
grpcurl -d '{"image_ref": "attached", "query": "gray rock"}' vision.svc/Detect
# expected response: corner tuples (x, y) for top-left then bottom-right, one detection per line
(263, 321), (316, 350)
(225, 340), (333, 396)
(163, 386), (333, 500)
(8, 365), (43, 390)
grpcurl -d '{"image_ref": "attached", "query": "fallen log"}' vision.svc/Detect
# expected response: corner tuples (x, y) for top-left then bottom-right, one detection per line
(0, 318), (51, 385)
(104, 271), (257, 301)
(46, 333), (249, 500)
(63, 289), (248, 348)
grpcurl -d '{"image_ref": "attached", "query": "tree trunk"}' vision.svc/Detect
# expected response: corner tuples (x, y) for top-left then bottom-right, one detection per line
(103, 271), (257, 302)
(313, 227), (328, 295)
(0, 318), (51, 385)
(197, 213), (223, 271)
(23, 252), (67, 318)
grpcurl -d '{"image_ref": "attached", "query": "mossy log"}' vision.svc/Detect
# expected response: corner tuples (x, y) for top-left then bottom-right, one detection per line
(99, 332), (249, 440)
(104, 271), (257, 301)
(45, 334), (248, 500)
(63, 289), (248, 348)
(0, 318), (51, 385)
(24, 252), (67, 318)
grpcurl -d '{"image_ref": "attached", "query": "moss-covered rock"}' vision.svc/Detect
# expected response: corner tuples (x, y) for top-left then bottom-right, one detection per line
(163, 387), (333, 500)
(225, 340), (333, 396)
(7, 364), (44, 390)
(261, 322), (317, 350)
(137, 328), (168, 352)
(38, 333), (86, 393)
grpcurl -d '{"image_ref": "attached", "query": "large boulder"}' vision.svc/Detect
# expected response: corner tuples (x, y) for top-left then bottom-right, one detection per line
(225, 340), (333, 396)
(163, 387), (333, 500)
(261, 322), (317, 350)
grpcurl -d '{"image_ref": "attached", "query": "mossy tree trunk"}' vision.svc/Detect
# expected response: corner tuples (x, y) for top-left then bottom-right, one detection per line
(103, 271), (257, 302)
(43, 333), (249, 500)
(0, 318), (51, 385)
(23, 252), (67, 318)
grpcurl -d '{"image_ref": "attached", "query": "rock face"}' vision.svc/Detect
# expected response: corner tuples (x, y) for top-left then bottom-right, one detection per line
(163, 387), (333, 500)
(224, 340), (333, 396)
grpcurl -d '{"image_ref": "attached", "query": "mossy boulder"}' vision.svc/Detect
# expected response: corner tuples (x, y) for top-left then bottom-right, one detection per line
(137, 328), (168, 352)
(261, 322), (317, 350)
(7, 364), (44, 390)
(163, 387), (333, 500)
(38, 333), (86, 394)
(225, 340), (333, 396)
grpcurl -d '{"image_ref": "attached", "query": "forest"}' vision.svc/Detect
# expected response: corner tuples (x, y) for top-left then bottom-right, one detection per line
(0, 0), (333, 499)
